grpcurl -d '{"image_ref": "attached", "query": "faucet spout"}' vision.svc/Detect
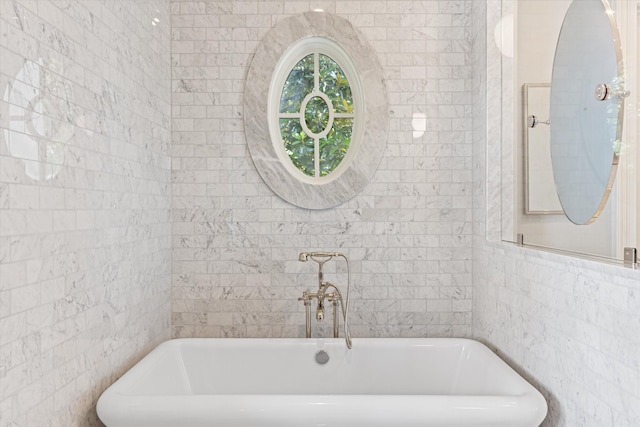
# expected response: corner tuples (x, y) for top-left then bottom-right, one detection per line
(315, 281), (329, 321)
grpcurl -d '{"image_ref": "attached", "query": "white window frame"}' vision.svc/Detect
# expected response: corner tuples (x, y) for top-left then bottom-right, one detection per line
(268, 37), (364, 184)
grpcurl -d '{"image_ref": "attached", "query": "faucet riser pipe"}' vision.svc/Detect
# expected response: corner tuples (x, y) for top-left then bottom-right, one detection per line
(333, 300), (339, 338)
(305, 301), (311, 338)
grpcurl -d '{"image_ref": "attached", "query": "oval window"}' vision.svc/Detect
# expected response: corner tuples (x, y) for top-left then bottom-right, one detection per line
(245, 12), (389, 209)
(269, 38), (362, 184)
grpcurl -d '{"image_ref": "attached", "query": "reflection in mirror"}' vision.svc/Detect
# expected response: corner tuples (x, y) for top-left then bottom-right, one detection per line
(501, 0), (638, 261)
(523, 83), (563, 215)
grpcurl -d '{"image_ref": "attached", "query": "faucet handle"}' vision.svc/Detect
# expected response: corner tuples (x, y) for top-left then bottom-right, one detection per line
(298, 291), (311, 304)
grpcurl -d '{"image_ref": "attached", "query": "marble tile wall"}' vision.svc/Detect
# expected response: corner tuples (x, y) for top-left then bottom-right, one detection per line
(472, 2), (640, 426)
(474, 245), (640, 426)
(1, 1), (636, 426)
(171, 0), (474, 339)
(0, 1), (172, 426)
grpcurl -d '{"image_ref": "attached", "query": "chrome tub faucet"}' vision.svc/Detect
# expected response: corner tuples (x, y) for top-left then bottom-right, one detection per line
(298, 252), (352, 349)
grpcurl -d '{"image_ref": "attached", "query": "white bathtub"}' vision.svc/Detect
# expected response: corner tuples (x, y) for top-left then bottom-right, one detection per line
(97, 338), (547, 427)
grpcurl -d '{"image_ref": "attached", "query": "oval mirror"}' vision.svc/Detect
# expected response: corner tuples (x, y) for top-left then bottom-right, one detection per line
(549, 0), (626, 225)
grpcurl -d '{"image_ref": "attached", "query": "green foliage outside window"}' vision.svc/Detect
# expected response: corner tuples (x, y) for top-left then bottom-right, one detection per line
(319, 118), (353, 176)
(319, 54), (353, 114)
(280, 54), (314, 114)
(304, 96), (330, 134)
(279, 118), (315, 176)
(279, 53), (354, 177)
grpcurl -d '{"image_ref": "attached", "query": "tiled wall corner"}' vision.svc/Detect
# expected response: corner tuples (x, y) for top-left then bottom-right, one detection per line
(0, 1), (172, 426)
(171, 0), (474, 339)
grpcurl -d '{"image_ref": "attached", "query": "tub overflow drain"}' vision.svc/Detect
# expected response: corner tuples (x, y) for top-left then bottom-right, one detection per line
(315, 350), (329, 365)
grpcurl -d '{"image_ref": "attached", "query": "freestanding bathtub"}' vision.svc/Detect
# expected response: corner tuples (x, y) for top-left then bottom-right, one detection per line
(97, 338), (547, 427)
